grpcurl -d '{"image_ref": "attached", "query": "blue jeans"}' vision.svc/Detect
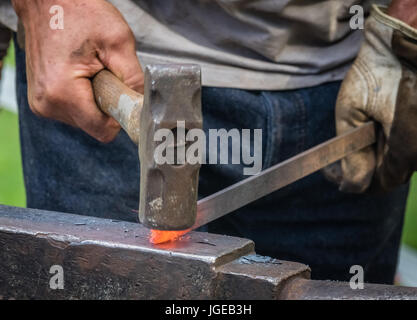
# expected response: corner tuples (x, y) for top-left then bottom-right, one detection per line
(15, 39), (409, 284)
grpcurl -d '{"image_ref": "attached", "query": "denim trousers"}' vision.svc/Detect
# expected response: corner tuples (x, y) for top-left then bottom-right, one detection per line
(15, 40), (410, 284)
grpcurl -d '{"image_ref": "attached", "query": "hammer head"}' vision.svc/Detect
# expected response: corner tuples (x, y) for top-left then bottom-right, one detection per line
(139, 64), (203, 231)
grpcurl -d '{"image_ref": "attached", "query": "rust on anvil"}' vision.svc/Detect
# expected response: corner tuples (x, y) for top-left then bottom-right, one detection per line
(1, 205), (417, 300)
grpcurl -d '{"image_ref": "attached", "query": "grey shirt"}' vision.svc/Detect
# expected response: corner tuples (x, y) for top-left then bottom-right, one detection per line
(0, 0), (390, 90)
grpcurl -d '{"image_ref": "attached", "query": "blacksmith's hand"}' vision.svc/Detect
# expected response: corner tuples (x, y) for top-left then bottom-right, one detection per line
(334, 1), (417, 193)
(12, 0), (143, 142)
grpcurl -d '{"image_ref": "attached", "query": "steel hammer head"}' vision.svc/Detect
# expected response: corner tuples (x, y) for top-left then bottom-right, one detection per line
(139, 64), (202, 231)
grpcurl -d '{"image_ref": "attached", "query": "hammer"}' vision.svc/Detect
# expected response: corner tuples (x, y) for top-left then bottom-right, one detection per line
(92, 65), (376, 241)
(92, 65), (203, 231)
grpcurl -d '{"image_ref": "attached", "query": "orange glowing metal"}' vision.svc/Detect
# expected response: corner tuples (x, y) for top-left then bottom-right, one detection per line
(149, 229), (191, 244)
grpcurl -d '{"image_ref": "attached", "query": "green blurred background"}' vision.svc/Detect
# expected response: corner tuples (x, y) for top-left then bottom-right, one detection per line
(0, 42), (416, 251)
(0, 42), (26, 208)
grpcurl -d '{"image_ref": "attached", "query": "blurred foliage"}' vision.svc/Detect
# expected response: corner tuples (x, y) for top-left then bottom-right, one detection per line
(3, 40), (14, 67)
(0, 109), (25, 207)
(403, 176), (417, 249)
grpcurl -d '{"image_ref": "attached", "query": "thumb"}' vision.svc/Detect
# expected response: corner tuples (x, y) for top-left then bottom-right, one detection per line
(101, 29), (144, 94)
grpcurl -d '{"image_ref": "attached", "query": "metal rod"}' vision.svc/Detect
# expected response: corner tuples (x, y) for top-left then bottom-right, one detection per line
(194, 122), (376, 229)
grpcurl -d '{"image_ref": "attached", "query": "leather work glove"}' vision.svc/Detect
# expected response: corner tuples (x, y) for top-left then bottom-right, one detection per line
(335, 5), (417, 193)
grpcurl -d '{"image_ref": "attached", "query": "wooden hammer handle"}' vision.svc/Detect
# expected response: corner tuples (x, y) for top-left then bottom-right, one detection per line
(92, 70), (143, 145)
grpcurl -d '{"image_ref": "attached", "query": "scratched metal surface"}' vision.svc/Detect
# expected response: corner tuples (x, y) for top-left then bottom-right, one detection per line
(0, 204), (258, 299)
(0, 205), (253, 265)
(138, 64), (203, 230)
(280, 279), (417, 300)
(2, 205), (416, 300)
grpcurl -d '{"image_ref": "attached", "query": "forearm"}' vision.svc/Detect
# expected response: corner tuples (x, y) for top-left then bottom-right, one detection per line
(388, 0), (417, 28)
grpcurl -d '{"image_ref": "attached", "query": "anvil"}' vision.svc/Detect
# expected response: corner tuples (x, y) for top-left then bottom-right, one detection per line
(1, 205), (416, 300)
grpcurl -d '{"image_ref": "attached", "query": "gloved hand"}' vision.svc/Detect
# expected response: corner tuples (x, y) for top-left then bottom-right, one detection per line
(335, 4), (417, 193)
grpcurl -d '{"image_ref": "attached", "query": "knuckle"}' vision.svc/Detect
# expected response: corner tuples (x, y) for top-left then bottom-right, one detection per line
(29, 81), (63, 118)
(95, 132), (117, 144)
(29, 93), (51, 118)
(108, 25), (134, 46)
(43, 82), (61, 103)
(92, 123), (120, 144)
(124, 72), (144, 92)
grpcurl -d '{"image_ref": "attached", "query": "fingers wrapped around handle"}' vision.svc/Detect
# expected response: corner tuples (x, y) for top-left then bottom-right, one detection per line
(92, 70), (143, 145)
